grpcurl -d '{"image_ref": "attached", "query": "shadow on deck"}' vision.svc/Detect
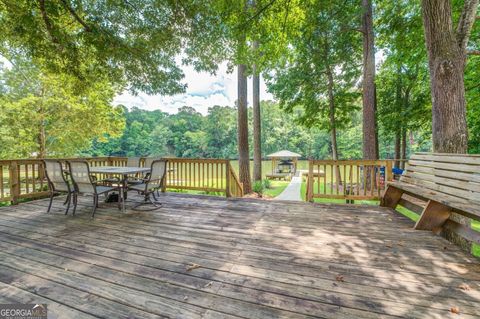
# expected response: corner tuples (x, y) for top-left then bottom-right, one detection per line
(0, 192), (479, 318)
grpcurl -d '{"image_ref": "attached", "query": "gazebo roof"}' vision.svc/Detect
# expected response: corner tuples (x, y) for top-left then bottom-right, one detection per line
(267, 150), (302, 158)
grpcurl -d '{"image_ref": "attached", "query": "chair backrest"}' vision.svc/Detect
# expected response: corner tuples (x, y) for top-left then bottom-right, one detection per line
(68, 160), (95, 194)
(401, 153), (480, 204)
(146, 160), (167, 189)
(126, 157), (141, 167)
(144, 157), (160, 169)
(44, 160), (69, 192)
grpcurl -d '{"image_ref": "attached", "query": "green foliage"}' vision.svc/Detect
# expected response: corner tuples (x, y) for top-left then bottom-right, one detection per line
(1, 0), (479, 161)
(0, 0), (234, 95)
(267, 0), (361, 130)
(90, 101), (372, 159)
(375, 0), (432, 157)
(465, 51), (480, 153)
(262, 179), (272, 189)
(0, 58), (124, 158)
(252, 180), (265, 194)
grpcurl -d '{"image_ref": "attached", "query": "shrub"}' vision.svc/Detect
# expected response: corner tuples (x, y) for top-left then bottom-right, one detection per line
(253, 180), (265, 194)
(262, 178), (272, 189)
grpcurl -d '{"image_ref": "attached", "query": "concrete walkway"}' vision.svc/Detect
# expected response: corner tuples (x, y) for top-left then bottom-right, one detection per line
(275, 173), (302, 201)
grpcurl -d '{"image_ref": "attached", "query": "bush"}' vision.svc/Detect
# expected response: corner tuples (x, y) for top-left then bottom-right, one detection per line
(262, 178), (272, 189)
(253, 180), (265, 194)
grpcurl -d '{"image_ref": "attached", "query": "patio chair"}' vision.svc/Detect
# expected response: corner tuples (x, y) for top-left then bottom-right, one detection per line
(128, 159), (167, 210)
(143, 157), (159, 169)
(44, 160), (73, 215)
(68, 160), (123, 218)
(140, 156), (161, 183)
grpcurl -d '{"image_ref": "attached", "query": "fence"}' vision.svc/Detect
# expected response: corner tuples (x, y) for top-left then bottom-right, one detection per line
(306, 159), (397, 202)
(0, 157), (243, 205)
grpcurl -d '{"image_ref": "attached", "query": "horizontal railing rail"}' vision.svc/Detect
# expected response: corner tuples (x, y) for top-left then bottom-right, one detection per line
(0, 157), (244, 204)
(306, 159), (395, 202)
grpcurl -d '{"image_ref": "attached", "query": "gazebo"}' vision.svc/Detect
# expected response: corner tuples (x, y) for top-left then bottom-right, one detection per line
(266, 150), (302, 180)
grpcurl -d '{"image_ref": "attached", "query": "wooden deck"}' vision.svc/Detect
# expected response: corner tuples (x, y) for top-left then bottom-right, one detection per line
(0, 193), (479, 318)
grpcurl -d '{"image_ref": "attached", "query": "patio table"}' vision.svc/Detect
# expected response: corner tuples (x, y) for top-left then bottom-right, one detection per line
(89, 166), (150, 200)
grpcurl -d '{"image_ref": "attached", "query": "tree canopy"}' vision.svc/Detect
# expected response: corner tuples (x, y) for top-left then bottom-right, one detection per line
(0, 57), (124, 158)
(0, 0), (479, 162)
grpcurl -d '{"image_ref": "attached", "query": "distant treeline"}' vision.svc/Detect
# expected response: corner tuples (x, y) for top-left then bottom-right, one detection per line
(86, 101), (432, 160)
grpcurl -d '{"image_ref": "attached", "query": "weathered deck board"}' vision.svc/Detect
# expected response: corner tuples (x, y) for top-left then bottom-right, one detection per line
(0, 193), (479, 318)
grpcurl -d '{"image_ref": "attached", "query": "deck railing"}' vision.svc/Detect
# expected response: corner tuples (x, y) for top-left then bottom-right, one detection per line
(306, 159), (396, 202)
(0, 157), (244, 205)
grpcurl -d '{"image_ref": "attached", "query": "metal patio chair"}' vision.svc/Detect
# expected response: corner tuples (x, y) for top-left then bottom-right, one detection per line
(139, 157), (162, 189)
(44, 160), (73, 214)
(68, 160), (123, 218)
(128, 159), (167, 210)
(143, 157), (160, 169)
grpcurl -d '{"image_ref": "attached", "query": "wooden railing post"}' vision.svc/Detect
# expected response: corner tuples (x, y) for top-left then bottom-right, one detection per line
(385, 160), (393, 182)
(9, 161), (20, 205)
(226, 161), (232, 198)
(307, 160), (314, 202)
(161, 160), (168, 193)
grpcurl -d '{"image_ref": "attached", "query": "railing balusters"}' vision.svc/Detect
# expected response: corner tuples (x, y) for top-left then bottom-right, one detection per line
(0, 157), (245, 204)
(307, 160), (391, 202)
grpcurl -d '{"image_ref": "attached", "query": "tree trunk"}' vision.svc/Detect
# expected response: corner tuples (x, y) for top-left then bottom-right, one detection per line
(401, 128), (406, 170)
(394, 130), (401, 168)
(326, 67), (341, 185)
(237, 64), (251, 193)
(361, 0), (378, 160)
(37, 99), (47, 159)
(421, 0), (478, 252)
(252, 42), (262, 182)
(374, 84), (379, 159)
(394, 68), (402, 168)
(422, 0), (470, 153)
(38, 124), (46, 159)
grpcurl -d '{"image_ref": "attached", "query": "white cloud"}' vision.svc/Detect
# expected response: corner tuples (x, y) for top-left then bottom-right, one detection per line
(114, 61), (274, 115)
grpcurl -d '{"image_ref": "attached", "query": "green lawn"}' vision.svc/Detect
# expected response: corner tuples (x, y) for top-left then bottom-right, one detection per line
(263, 180), (289, 198)
(472, 222), (480, 257)
(299, 180), (378, 205)
(229, 160), (310, 179)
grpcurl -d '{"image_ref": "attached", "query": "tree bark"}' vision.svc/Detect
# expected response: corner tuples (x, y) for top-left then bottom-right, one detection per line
(394, 130), (401, 168)
(252, 42), (262, 182)
(421, 0), (479, 252)
(38, 123), (46, 159)
(237, 64), (251, 193)
(326, 66), (341, 185)
(361, 0), (378, 160)
(374, 84), (379, 159)
(394, 68), (402, 168)
(401, 127), (406, 170)
(421, 0), (471, 153)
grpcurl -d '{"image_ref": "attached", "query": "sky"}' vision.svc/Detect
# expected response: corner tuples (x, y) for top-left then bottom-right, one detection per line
(114, 62), (274, 115)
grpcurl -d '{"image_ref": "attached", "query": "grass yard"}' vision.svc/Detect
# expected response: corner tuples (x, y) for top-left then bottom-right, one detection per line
(229, 160), (310, 179)
(299, 180), (378, 205)
(263, 180), (289, 198)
